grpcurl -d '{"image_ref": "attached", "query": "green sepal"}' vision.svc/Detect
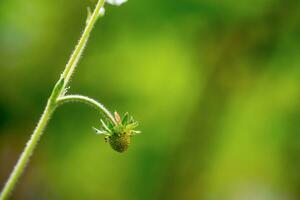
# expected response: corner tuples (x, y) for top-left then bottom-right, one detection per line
(122, 112), (129, 125)
(126, 121), (139, 130)
(106, 118), (114, 130)
(50, 77), (65, 105)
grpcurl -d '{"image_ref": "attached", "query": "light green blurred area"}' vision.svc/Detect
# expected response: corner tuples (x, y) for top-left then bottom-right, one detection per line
(0, 0), (300, 199)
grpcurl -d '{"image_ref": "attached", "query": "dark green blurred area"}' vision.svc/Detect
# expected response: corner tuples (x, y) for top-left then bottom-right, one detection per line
(0, 0), (300, 199)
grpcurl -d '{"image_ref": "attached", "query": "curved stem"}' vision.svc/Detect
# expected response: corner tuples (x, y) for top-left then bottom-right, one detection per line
(0, 1), (105, 199)
(57, 95), (117, 125)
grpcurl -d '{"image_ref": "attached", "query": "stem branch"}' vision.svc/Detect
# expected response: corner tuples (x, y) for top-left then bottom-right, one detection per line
(57, 95), (117, 125)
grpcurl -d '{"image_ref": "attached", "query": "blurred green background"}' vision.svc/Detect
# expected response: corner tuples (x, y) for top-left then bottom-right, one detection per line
(0, 0), (300, 199)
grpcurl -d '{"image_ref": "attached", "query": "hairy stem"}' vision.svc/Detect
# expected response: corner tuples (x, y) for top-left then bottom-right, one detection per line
(0, 0), (105, 199)
(61, 0), (105, 88)
(57, 95), (117, 125)
(0, 101), (54, 200)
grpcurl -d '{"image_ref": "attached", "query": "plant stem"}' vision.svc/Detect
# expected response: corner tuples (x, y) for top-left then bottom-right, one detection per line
(0, 101), (54, 200)
(61, 0), (105, 87)
(0, 0), (105, 199)
(57, 95), (117, 125)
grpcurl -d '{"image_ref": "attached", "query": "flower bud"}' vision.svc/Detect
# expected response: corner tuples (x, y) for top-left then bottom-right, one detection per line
(98, 7), (105, 17)
(105, 0), (128, 6)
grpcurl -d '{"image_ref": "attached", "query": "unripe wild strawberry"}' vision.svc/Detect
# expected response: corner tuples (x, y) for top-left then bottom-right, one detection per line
(94, 112), (140, 153)
(108, 132), (131, 153)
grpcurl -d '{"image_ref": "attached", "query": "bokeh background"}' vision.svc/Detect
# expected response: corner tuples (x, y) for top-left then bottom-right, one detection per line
(0, 0), (300, 199)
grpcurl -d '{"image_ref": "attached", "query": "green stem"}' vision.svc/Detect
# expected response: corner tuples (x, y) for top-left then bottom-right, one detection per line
(61, 0), (105, 87)
(0, 0), (105, 199)
(0, 101), (54, 200)
(57, 95), (117, 125)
